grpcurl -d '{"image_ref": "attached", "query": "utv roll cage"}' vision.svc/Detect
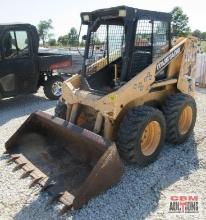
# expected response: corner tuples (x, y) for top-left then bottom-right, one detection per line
(80, 6), (171, 83)
(0, 23), (39, 56)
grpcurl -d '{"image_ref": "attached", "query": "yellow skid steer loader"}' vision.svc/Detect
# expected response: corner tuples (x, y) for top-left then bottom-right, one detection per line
(5, 6), (198, 214)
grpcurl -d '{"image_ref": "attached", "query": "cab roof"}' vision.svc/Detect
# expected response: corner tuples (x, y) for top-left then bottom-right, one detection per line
(0, 23), (36, 35)
(81, 5), (171, 25)
(0, 23), (32, 28)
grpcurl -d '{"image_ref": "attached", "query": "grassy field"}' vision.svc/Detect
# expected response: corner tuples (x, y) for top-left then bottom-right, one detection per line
(201, 41), (206, 53)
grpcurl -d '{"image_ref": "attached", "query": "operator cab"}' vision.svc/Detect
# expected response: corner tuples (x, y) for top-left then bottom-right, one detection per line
(80, 6), (171, 94)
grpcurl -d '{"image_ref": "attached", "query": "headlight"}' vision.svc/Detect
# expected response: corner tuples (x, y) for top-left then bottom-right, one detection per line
(119, 10), (126, 17)
(83, 15), (90, 22)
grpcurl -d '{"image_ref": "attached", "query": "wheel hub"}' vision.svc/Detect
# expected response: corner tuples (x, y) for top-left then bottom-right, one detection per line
(141, 121), (161, 156)
(52, 81), (62, 97)
(178, 106), (192, 135)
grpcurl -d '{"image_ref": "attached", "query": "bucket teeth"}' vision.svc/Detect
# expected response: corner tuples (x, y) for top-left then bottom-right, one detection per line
(46, 192), (63, 207)
(7, 155), (20, 163)
(13, 163), (27, 172)
(41, 180), (56, 192)
(20, 169), (34, 179)
(29, 177), (44, 188)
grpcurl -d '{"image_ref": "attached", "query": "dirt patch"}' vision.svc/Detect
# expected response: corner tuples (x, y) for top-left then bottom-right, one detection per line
(14, 132), (93, 195)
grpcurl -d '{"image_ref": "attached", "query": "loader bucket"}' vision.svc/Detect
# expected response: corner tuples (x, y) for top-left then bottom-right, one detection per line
(5, 111), (123, 214)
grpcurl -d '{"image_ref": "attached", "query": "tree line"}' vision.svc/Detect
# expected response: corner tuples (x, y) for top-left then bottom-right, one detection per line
(37, 6), (206, 47)
(37, 19), (79, 47)
(171, 7), (206, 40)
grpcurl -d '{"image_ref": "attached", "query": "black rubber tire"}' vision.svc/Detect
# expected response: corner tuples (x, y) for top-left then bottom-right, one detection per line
(44, 76), (63, 100)
(116, 106), (166, 166)
(163, 93), (197, 144)
(54, 100), (67, 120)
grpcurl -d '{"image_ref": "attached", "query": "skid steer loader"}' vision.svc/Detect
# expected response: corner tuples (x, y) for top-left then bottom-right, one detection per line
(5, 6), (198, 214)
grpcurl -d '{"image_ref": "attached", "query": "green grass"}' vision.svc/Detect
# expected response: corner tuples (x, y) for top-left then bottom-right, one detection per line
(201, 41), (206, 53)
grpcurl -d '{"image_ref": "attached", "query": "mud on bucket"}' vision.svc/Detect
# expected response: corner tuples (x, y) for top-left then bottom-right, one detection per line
(5, 111), (123, 213)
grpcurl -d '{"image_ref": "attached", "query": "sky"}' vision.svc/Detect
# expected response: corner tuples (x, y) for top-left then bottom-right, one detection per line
(1, 0), (205, 38)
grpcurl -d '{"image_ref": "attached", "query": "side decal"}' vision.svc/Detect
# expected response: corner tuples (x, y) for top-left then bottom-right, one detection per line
(156, 45), (184, 73)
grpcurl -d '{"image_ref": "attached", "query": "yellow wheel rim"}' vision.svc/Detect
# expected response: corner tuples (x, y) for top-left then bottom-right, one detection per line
(141, 121), (161, 156)
(178, 106), (193, 135)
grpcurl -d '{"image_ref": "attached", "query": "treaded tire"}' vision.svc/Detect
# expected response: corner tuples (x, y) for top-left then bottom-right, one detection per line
(163, 93), (197, 144)
(54, 100), (67, 120)
(44, 76), (63, 100)
(116, 106), (166, 166)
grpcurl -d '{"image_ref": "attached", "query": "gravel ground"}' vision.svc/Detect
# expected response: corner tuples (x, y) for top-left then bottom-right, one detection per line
(0, 88), (206, 220)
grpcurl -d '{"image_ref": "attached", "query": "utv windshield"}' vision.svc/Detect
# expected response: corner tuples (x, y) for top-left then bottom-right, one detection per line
(86, 24), (125, 75)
